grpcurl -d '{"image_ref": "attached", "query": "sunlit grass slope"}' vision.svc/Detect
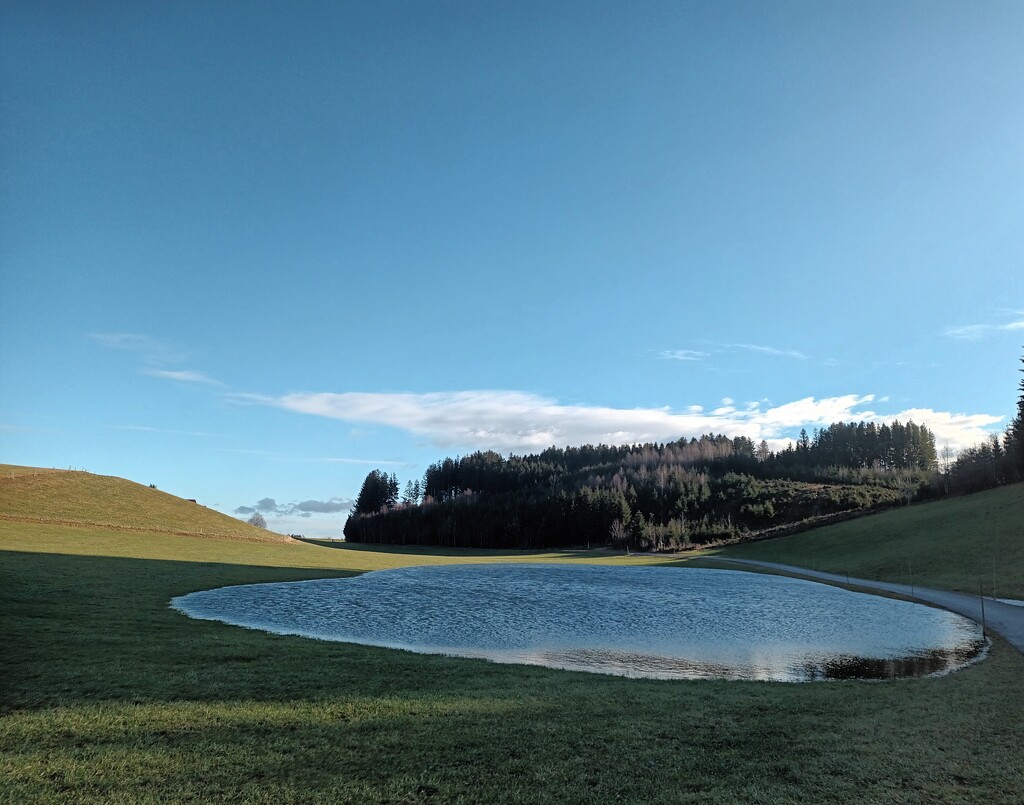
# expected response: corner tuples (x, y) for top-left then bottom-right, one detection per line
(0, 464), (67, 477)
(719, 483), (1024, 599)
(0, 464), (288, 542)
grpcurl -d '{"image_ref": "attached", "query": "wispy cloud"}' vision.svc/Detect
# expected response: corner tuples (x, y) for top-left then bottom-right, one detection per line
(143, 368), (224, 386)
(659, 349), (709, 361)
(944, 316), (1024, 340)
(726, 343), (808, 359)
(90, 334), (224, 386)
(111, 425), (221, 438)
(659, 343), (807, 362)
(231, 388), (1001, 454)
(88, 332), (186, 363)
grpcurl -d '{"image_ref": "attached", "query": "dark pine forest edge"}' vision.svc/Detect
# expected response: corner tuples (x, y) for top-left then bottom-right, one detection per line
(344, 353), (1024, 552)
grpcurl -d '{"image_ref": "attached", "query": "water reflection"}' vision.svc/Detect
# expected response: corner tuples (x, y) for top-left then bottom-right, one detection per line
(172, 564), (985, 682)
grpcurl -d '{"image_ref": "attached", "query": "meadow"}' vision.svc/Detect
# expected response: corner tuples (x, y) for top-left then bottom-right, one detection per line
(719, 483), (1024, 600)
(2, 470), (1023, 804)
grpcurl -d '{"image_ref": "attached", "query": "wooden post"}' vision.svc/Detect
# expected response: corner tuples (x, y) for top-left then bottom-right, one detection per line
(979, 579), (987, 639)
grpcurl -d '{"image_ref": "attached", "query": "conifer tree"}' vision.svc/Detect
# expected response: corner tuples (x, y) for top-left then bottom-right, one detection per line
(1011, 350), (1024, 475)
(353, 470), (395, 515)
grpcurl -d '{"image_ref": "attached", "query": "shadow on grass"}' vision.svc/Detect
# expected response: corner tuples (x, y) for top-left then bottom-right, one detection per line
(1, 549), (649, 712)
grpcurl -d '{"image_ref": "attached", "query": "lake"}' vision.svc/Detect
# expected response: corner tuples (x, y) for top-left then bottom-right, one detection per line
(171, 564), (985, 682)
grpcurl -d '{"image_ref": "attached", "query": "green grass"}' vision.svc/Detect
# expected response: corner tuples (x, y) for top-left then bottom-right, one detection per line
(3, 514), (1024, 804)
(3, 468), (1024, 803)
(718, 483), (1024, 599)
(0, 465), (289, 542)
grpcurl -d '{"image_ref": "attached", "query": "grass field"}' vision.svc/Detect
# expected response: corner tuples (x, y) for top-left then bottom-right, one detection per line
(0, 464), (286, 542)
(718, 483), (1024, 600)
(2, 473), (1024, 803)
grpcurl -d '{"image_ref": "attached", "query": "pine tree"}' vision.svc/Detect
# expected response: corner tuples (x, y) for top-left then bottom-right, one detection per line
(353, 470), (393, 515)
(402, 480), (420, 505)
(1007, 349), (1024, 476)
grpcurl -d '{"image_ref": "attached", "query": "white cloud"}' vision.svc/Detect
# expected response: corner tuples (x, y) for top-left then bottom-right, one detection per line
(727, 343), (808, 359)
(659, 349), (709, 361)
(89, 332), (186, 363)
(659, 343), (809, 363)
(746, 394), (875, 430)
(233, 389), (1001, 454)
(144, 369), (224, 386)
(944, 318), (1024, 340)
(881, 408), (1004, 451)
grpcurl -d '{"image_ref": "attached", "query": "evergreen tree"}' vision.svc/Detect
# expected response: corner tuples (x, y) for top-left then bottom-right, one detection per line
(352, 469), (394, 515)
(1012, 349), (1024, 476)
(388, 473), (400, 507)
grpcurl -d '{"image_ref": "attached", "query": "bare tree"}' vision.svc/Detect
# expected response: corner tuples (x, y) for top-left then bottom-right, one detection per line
(939, 443), (953, 495)
(609, 519), (627, 550)
(247, 512), (267, 529)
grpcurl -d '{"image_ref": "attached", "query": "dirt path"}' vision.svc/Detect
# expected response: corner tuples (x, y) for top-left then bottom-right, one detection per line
(716, 558), (1024, 653)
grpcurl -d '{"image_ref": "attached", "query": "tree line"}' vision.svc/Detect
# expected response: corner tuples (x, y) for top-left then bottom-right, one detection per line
(943, 351), (1024, 493)
(344, 418), (939, 551)
(345, 351), (1024, 550)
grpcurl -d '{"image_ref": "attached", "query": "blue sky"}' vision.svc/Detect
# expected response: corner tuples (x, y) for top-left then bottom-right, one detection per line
(2, 1), (1022, 538)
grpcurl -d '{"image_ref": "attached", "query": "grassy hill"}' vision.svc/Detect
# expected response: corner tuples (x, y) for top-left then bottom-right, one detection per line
(718, 482), (1024, 599)
(0, 464), (68, 477)
(0, 464), (290, 543)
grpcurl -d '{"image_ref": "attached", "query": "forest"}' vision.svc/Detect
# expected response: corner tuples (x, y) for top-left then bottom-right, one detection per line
(344, 352), (1024, 552)
(344, 420), (939, 551)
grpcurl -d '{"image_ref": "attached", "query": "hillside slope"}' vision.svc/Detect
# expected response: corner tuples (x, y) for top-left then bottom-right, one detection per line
(720, 482), (1024, 598)
(0, 465), (291, 543)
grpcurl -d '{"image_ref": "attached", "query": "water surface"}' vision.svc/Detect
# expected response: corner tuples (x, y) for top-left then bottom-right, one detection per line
(172, 564), (984, 681)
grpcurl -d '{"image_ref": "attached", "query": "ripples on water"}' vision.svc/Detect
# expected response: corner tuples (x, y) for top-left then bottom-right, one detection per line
(171, 564), (984, 682)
